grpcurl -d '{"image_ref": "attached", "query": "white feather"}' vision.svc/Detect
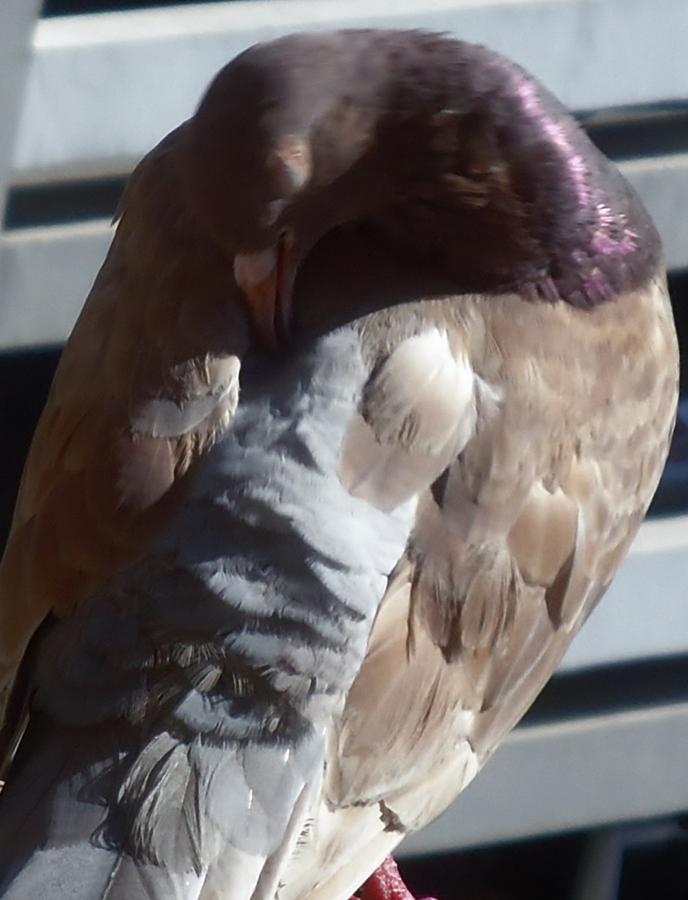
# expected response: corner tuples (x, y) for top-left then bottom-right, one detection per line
(339, 329), (489, 511)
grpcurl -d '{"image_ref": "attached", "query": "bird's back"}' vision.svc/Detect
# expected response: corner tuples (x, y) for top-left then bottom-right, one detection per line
(0, 325), (419, 899)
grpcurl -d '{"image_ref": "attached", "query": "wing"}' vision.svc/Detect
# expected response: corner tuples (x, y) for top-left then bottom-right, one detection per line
(0, 124), (248, 723)
(279, 271), (678, 899)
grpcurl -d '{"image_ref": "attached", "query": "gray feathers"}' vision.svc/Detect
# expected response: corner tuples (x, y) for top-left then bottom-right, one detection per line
(2, 327), (415, 894)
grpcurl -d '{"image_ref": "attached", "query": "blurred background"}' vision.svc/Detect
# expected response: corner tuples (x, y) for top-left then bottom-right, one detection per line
(1, 1), (687, 898)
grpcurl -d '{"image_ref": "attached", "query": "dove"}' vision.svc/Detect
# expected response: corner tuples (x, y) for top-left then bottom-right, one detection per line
(0, 29), (678, 900)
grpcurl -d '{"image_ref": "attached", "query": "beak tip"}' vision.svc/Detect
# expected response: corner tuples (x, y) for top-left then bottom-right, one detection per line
(234, 236), (294, 351)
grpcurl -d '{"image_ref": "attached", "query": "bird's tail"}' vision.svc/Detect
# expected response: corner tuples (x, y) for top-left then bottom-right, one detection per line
(0, 716), (205, 900)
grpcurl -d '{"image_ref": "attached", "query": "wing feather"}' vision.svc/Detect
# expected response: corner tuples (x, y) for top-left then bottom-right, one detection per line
(0, 125), (248, 717)
(282, 272), (678, 898)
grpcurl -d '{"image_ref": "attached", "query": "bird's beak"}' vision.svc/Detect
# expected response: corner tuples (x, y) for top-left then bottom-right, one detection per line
(234, 233), (295, 350)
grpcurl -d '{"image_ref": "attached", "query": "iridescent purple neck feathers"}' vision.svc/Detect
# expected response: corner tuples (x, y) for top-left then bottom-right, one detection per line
(357, 32), (661, 307)
(488, 51), (658, 306)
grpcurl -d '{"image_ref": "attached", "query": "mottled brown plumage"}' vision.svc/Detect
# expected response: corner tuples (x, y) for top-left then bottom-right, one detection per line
(0, 28), (679, 900)
(277, 258), (677, 900)
(0, 130), (247, 701)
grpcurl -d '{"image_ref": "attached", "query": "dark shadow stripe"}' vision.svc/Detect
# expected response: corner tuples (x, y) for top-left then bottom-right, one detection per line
(3, 177), (126, 229)
(41, 0), (234, 16)
(580, 101), (688, 160)
(519, 654), (688, 728)
(0, 345), (62, 549)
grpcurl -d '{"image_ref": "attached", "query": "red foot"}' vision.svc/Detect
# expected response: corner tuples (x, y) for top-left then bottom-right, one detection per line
(351, 856), (438, 900)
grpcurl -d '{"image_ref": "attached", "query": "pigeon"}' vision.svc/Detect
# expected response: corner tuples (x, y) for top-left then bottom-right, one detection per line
(0, 29), (679, 900)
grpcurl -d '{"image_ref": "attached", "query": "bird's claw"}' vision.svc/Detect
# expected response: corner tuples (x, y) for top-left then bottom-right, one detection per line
(352, 856), (439, 900)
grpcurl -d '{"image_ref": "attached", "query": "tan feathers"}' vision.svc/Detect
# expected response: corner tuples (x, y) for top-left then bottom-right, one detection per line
(280, 272), (679, 897)
(0, 125), (248, 697)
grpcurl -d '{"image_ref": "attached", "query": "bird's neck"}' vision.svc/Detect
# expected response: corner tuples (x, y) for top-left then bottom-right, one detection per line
(371, 39), (662, 307)
(483, 56), (661, 306)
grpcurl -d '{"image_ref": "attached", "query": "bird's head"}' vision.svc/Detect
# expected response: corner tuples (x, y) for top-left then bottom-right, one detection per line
(181, 31), (400, 349)
(181, 30), (656, 349)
